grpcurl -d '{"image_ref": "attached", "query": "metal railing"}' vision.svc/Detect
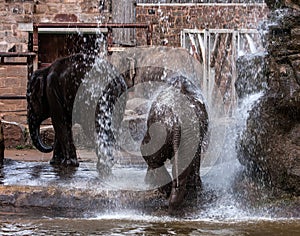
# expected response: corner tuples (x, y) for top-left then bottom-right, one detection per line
(181, 28), (263, 116)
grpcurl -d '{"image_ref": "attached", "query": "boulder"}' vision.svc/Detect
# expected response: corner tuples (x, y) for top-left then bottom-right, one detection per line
(235, 54), (267, 99)
(39, 124), (95, 149)
(237, 4), (300, 195)
(2, 121), (26, 148)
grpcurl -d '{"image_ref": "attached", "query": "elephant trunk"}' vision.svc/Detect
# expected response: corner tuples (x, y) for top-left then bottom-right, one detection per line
(28, 112), (53, 153)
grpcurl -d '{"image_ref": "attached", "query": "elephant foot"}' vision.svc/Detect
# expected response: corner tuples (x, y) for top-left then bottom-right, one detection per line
(61, 158), (79, 167)
(186, 174), (202, 197)
(50, 157), (62, 166)
(50, 157), (79, 167)
(168, 184), (187, 215)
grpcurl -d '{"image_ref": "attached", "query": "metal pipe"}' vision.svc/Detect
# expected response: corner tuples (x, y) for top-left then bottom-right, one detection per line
(34, 23), (150, 29)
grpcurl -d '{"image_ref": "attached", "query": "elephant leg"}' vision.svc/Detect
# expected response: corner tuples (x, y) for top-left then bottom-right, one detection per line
(143, 150), (172, 197)
(50, 121), (78, 167)
(186, 149), (202, 192)
(47, 80), (78, 167)
(169, 164), (191, 214)
(168, 125), (199, 213)
(141, 123), (173, 196)
(49, 139), (64, 165)
(169, 161), (194, 214)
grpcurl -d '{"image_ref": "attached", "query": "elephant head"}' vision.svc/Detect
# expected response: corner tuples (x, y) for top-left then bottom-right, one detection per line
(26, 67), (53, 153)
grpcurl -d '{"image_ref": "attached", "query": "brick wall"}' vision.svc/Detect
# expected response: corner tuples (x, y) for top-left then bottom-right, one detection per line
(0, 1), (269, 124)
(0, 64), (27, 123)
(0, 0), (111, 124)
(136, 4), (268, 46)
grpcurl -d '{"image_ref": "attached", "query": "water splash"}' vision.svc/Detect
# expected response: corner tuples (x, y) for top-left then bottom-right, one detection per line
(201, 92), (263, 219)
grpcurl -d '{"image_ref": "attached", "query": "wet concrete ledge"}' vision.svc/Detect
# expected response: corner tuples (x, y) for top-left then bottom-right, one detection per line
(0, 185), (167, 217)
(1, 150), (300, 219)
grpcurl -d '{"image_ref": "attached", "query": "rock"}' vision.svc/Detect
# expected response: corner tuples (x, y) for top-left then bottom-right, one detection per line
(39, 124), (95, 149)
(2, 121), (26, 148)
(0, 119), (4, 167)
(235, 54), (267, 99)
(72, 123), (94, 149)
(0, 185), (166, 217)
(238, 96), (300, 194)
(265, 0), (300, 11)
(237, 5), (300, 195)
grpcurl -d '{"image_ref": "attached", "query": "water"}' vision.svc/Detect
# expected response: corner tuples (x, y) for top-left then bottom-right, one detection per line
(2, 58), (299, 234)
(1, 77), (299, 234)
(1, 216), (300, 235)
(2, 7), (300, 233)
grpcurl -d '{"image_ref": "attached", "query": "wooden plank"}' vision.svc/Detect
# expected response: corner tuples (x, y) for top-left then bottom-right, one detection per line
(112, 0), (136, 45)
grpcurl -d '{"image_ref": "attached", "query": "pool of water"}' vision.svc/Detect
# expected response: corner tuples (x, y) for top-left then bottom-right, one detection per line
(1, 159), (299, 235)
(1, 214), (300, 236)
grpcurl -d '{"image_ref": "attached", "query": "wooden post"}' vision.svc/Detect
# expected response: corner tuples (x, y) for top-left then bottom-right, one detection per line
(0, 119), (4, 167)
(27, 54), (34, 81)
(147, 24), (153, 46)
(112, 0), (136, 45)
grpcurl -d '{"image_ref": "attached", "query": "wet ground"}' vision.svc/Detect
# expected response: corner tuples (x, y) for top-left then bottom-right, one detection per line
(1, 149), (300, 235)
(1, 213), (300, 235)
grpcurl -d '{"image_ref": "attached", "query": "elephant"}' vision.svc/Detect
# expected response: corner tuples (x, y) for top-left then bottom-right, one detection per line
(140, 75), (208, 214)
(27, 53), (131, 168)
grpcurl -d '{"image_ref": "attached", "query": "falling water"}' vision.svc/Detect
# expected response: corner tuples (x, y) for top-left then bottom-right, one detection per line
(1, 2), (300, 234)
(200, 92), (263, 219)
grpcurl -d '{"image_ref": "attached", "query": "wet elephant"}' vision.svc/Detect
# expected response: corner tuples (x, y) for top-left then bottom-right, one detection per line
(27, 54), (95, 166)
(140, 76), (208, 214)
(27, 53), (131, 167)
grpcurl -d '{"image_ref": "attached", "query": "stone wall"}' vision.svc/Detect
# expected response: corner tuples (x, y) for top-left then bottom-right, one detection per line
(0, 65), (28, 123)
(0, 0), (111, 124)
(136, 4), (268, 46)
(0, 0), (110, 52)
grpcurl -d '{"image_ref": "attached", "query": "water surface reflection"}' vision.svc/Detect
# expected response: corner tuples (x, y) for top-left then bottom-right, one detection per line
(1, 217), (300, 235)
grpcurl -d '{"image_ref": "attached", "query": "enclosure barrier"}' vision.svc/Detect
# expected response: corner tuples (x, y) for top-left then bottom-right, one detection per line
(181, 28), (262, 115)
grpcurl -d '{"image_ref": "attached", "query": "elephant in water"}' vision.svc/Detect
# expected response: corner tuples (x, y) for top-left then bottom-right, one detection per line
(27, 53), (131, 167)
(140, 75), (208, 214)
